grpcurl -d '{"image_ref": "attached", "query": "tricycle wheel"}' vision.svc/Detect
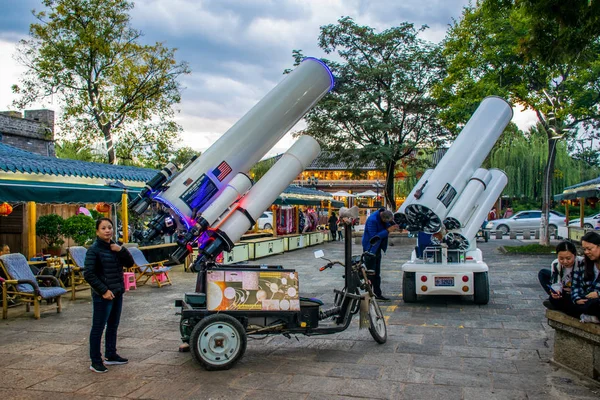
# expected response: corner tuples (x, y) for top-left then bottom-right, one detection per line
(368, 298), (387, 344)
(190, 314), (247, 371)
(473, 272), (490, 305)
(179, 318), (193, 341)
(402, 272), (417, 303)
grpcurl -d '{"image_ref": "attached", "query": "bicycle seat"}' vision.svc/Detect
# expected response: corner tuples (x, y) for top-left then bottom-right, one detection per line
(299, 297), (324, 306)
(365, 270), (376, 276)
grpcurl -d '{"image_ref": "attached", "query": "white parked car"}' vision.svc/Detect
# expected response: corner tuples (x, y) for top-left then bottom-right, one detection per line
(485, 210), (566, 235)
(257, 211), (274, 230)
(568, 213), (600, 229)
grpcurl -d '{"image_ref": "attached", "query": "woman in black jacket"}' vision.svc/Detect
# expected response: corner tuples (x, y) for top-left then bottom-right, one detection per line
(84, 217), (134, 373)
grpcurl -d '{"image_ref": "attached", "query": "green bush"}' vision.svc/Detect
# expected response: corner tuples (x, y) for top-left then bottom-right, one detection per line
(63, 214), (96, 246)
(36, 214), (65, 249)
(502, 244), (555, 254)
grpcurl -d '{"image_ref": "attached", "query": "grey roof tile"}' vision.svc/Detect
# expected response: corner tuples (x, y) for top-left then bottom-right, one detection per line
(0, 142), (156, 182)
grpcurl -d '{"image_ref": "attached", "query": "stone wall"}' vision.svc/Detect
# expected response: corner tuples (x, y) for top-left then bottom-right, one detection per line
(546, 309), (600, 382)
(0, 109), (55, 157)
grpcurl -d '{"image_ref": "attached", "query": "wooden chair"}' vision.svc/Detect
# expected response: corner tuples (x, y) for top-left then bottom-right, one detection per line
(0, 253), (68, 319)
(66, 246), (90, 300)
(126, 247), (172, 288)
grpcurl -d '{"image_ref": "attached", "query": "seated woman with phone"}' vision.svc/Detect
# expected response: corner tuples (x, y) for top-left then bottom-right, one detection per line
(538, 241), (582, 318)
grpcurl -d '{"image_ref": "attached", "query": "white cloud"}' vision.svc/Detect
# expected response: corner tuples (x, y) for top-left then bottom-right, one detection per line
(1, 0), (538, 159)
(0, 39), (25, 110)
(132, 0), (243, 43)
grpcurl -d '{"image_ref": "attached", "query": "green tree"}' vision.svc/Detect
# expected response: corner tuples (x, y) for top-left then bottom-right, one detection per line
(488, 124), (600, 201)
(55, 139), (103, 162)
(62, 214), (95, 246)
(12, 0), (190, 165)
(249, 157), (277, 182)
(569, 134), (600, 168)
(435, 0), (600, 244)
(169, 146), (201, 169)
(36, 214), (65, 250)
(290, 17), (448, 207)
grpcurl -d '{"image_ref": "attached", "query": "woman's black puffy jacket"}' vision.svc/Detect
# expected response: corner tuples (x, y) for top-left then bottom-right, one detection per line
(83, 238), (134, 296)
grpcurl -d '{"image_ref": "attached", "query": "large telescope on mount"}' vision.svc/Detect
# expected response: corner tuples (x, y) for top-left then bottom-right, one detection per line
(397, 96), (513, 250)
(129, 58), (334, 263)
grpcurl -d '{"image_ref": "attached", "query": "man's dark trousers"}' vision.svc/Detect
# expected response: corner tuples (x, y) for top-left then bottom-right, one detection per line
(365, 250), (383, 297)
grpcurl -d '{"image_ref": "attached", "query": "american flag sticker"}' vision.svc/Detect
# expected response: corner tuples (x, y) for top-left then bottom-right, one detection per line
(212, 161), (232, 181)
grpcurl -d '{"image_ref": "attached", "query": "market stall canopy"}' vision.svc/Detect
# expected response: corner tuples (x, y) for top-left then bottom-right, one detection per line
(331, 190), (356, 197)
(354, 190), (379, 197)
(0, 142), (155, 204)
(554, 177), (600, 201)
(0, 179), (142, 203)
(274, 185), (344, 207)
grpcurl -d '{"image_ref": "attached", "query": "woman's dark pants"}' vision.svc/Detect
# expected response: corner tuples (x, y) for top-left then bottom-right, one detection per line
(90, 292), (123, 364)
(537, 268), (579, 318)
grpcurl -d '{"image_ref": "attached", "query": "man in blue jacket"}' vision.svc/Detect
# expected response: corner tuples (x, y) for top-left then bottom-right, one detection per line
(362, 208), (398, 301)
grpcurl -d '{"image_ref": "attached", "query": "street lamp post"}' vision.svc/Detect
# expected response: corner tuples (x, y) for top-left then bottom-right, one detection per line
(373, 180), (382, 208)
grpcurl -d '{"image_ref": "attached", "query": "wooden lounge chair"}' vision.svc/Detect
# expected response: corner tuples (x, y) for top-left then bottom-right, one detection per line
(126, 247), (172, 288)
(66, 246), (90, 300)
(0, 253), (68, 319)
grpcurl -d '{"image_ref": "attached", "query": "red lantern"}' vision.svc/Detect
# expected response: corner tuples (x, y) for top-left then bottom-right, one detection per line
(95, 203), (111, 213)
(0, 202), (13, 217)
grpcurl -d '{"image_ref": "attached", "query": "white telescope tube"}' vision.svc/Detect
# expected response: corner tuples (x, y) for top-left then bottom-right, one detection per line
(197, 173), (253, 227)
(398, 169), (433, 214)
(156, 58), (333, 225)
(443, 168), (492, 230)
(213, 135), (321, 248)
(444, 169), (507, 250)
(404, 96), (512, 233)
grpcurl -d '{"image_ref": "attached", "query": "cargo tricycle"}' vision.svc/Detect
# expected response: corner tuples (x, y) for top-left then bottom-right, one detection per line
(176, 226), (387, 370)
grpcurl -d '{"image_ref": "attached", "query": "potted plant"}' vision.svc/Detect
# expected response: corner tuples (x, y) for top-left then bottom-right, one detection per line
(63, 214), (96, 246)
(36, 214), (65, 256)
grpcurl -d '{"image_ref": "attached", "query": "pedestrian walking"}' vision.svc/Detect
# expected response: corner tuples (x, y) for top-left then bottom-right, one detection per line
(328, 212), (338, 242)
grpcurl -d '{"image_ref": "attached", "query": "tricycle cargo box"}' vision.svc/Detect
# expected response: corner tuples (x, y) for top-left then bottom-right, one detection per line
(184, 293), (206, 307)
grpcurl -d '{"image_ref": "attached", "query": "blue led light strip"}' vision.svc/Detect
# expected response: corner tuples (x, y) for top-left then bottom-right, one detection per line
(302, 57), (335, 92)
(154, 196), (195, 230)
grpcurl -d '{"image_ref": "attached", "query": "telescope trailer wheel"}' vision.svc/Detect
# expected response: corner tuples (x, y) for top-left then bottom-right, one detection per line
(368, 298), (387, 344)
(190, 314), (247, 371)
(402, 272), (417, 303)
(473, 271), (490, 305)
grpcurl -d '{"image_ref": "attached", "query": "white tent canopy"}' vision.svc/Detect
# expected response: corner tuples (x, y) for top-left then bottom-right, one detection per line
(331, 190), (356, 197)
(354, 190), (379, 197)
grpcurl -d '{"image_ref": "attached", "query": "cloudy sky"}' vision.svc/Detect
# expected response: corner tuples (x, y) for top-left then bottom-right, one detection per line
(0, 0), (537, 156)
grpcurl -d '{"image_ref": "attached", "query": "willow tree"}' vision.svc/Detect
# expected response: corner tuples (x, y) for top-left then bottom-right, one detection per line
(12, 0), (190, 164)
(488, 125), (600, 201)
(436, 0), (600, 245)
(290, 17), (448, 207)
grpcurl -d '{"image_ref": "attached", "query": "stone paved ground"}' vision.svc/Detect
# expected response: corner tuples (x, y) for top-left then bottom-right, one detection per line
(1, 238), (600, 399)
